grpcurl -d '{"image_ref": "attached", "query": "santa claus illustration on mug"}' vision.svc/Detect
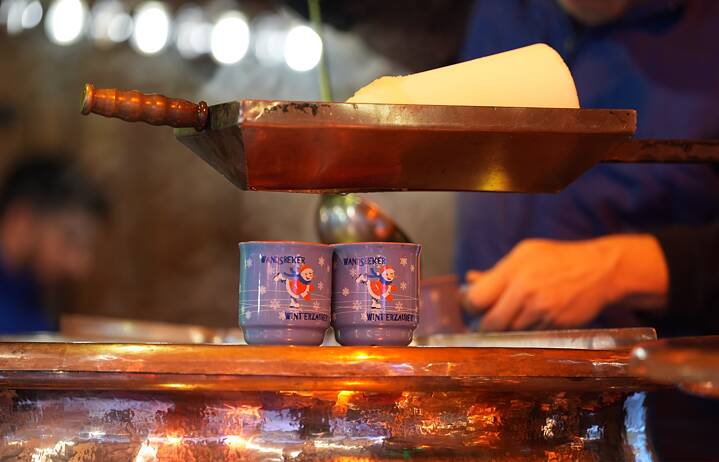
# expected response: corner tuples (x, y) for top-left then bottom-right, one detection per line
(356, 265), (397, 309)
(274, 265), (314, 308)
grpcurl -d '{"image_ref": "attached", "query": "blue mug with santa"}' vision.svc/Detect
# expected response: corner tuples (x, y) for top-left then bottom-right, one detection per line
(331, 242), (421, 346)
(239, 241), (333, 345)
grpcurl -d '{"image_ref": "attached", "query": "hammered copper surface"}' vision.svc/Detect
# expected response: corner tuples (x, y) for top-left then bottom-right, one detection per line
(0, 341), (659, 460)
(630, 335), (719, 399)
(0, 389), (654, 461)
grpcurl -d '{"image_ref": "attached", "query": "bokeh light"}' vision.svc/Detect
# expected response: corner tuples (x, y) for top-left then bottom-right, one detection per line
(283, 25), (322, 72)
(45, 0), (87, 45)
(131, 1), (171, 55)
(5, 0), (27, 35)
(210, 11), (249, 65)
(106, 11), (132, 43)
(20, 0), (42, 29)
(175, 4), (211, 58)
(90, 0), (132, 45)
(252, 13), (288, 66)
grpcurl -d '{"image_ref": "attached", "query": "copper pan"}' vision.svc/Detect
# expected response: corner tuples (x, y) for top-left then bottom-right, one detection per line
(81, 84), (719, 193)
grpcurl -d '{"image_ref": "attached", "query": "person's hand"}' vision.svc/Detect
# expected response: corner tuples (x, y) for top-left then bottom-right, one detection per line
(463, 235), (669, 331)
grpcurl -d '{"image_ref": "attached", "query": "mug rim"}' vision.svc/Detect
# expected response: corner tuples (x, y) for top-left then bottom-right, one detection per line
(331, 242), (420, 247)
(239, 241), (331, 247)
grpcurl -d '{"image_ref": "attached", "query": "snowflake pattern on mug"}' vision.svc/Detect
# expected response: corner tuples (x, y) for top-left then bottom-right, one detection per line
(330, 245), (419, 346)
(239, 244), (332, 346)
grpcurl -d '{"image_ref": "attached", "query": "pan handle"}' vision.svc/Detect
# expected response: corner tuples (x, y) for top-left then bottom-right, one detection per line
(603, 139), (719, 163)
(80, 83), (208, 131)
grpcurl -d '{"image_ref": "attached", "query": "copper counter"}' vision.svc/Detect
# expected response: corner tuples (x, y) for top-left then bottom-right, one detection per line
(0, 340), (659, 461)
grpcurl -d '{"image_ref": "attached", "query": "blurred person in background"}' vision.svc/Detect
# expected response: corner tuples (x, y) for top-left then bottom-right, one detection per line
(459, 0), (719, 337)
(0, 156), (107, 334)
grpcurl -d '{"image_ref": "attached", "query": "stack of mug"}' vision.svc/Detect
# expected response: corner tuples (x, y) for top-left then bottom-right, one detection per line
(239, 241), (421, 346)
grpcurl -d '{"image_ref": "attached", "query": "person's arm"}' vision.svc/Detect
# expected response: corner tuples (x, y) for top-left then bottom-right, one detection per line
(463, 234), (669, 331)
(653, 223), (719, 329)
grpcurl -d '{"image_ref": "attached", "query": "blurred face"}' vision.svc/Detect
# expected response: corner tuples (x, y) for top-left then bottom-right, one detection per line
(31, 209), (99, 285)
(557, 0), (636, 25)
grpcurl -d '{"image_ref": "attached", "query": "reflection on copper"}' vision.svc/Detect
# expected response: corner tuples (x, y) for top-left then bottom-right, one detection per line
(630, 335), (719, 399)
(154, 434), (183, 445)
(393, 390), (410, 408)
(348, 350), (375, 362)
(223, 404), (261, 419)
(158, 383), (197, 391)
(335, 390), (357, 410)
(0, 388), (655, 460)
(340, 380), (367, 389)
(223, 435), (248, 448)
(135, 442), (158, 461)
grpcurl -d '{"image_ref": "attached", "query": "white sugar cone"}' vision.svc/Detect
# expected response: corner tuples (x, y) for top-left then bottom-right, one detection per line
(347, 43), (579, 109)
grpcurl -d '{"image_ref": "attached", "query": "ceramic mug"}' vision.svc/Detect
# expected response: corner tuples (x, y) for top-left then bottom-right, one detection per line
(331, 242), (421, 346)
(239, 241), (333, 345)
(415, 274), (467, 338)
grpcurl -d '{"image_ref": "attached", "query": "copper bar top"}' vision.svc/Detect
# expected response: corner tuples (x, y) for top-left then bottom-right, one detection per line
(0, 342), (652, 393)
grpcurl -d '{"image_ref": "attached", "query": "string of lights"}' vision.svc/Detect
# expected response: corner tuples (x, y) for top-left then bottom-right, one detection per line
(0, 0), (323, 70)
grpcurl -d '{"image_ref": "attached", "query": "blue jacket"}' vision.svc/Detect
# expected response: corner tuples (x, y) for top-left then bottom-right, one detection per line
(456, 0), (719, 274)
(0, 253), (51, 334)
